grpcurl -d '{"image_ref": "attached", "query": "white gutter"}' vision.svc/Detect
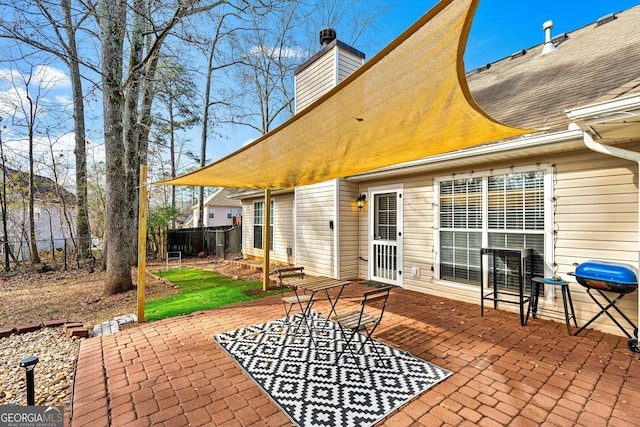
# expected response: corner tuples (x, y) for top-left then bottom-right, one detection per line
(567, 93), (640, 124)
(581, 130), (640, 349)
(582, 130), (640, 170)
(567, 93), (640, 349)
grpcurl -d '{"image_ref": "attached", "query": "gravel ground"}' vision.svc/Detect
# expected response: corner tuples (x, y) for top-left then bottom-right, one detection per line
(0, 260), (269, 416)
(0, 328), (79, 411)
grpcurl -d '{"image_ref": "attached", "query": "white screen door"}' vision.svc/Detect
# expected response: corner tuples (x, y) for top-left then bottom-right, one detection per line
(369, 186), (403, 286)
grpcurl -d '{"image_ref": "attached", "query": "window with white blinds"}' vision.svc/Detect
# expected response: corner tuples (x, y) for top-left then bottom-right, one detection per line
(253, 201), (274, 250)
(487, 172), (544, 231)
(437, 169), (547, 285)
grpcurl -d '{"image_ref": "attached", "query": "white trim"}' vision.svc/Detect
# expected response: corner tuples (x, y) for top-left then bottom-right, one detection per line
(294, 189), (298, 266)
(368, 183), (404, 287)
(433, 164), (554, 298)
(346, 129), (582, 181)
(334, 179), (340, 278)
(566, 93), (640, 123)
(333, 48), (339, 86)
(293, 74), (298, 114)
(542, 165), (556, 306)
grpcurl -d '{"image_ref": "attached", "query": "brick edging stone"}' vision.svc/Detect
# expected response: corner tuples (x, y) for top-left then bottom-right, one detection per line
(0, 320), (90, 339)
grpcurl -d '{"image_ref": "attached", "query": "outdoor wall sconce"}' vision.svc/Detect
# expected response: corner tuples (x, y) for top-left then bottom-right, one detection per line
(356, 193), (366, 209)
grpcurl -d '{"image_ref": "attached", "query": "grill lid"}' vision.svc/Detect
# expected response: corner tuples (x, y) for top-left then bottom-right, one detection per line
(573, 260), (637, 285)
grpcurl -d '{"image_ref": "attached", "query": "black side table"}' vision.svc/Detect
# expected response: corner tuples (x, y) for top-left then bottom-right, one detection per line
(480, 247), (532, 326)
(528, 277), (578, 335)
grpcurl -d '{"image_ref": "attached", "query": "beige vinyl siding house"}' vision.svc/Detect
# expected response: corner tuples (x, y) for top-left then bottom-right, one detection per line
(295, 180), (362, 278)
(295, 182), (335, 276)
(241, 191), (294, 265)
(294, 38), (365, 112)
(238, 7), (640, 338)
(240, 33), (367, 272)
(295, 53), (335, 111)
(291, 37), (365, 277)
(337, 179), (361, 279)
(336, 48), (364, 81)
(348, 138), (640, 337)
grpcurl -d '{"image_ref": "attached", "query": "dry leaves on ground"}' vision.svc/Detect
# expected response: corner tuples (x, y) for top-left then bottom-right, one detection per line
(0, 257), (271, 330)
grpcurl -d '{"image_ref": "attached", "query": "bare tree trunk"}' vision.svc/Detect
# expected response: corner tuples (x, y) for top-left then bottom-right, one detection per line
(62, 0), (91, 259)
(198, 39), (214, 234)
(26, 95), (40, 265)
(0, 121), (11, 271)
(100, 0), (132, 295)
(122, 0), (146, 267)
(167, 79), (177, 227)
(198, 14), (228, 244)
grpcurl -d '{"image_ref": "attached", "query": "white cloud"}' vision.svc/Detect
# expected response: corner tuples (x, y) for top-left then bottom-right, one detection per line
(0, 68), (23, 83)
(250, 45), (309, 59)
(55, 94), (73, 106)
(0, 65), (70, 90)
(34, 65), (70, 89)
(0, 87), (29, 117)
(50, 132), (105, 165)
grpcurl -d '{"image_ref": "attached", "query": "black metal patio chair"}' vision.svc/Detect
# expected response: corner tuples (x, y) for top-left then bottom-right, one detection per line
(333, 286), (392, 369)
(276, 267), (317, 326)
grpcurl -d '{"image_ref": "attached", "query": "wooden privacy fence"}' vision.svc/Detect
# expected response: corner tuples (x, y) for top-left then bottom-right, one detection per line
(167, 225), (241, 259)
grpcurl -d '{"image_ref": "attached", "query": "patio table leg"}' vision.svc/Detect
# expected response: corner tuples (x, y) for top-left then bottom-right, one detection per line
(319, 284), (347, 329)
(286, 289), (318, 347)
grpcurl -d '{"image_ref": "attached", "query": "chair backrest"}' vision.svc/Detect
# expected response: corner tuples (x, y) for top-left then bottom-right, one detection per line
(276, 267), (305, 285)
(360, 286), (392, 323)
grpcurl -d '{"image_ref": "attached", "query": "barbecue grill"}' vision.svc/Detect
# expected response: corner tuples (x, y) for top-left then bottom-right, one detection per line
(569, 260), (639, 352)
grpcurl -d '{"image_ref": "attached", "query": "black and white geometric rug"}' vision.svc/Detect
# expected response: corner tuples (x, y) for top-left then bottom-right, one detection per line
(214, 312), (452, 427)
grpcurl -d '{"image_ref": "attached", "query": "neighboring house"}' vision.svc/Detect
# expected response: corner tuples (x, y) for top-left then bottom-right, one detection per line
(1, 167), (76, 258)
(240, 6), (640, 337)
(184, 187), (242, 228)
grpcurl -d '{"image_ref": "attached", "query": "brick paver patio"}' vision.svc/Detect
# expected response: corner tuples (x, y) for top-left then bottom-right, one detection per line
(70, 282), (640, 426)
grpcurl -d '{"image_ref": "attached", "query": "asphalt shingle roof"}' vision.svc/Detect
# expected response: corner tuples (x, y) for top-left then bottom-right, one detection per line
(467, 5), (640, 131)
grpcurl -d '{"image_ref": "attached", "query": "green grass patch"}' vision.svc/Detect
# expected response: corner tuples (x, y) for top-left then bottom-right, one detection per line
(146, 267), (282, 321)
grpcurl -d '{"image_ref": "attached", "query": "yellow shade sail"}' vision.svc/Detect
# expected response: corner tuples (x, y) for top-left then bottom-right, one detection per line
(159, 0), (532, 189)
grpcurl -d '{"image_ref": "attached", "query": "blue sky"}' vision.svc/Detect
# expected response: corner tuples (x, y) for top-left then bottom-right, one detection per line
(379, 0), (639, 71)
(212, 0), (639, 162)
(2, 0), (638, 181)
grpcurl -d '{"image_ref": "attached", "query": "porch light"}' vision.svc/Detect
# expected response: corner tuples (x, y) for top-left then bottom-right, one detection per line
(356, 193), (366, 209)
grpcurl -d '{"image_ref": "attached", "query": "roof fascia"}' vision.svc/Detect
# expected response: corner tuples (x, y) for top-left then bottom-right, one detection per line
(232, 188), (294, 200)
(566, 93), (640, 126)
(345, 128), (583, 181)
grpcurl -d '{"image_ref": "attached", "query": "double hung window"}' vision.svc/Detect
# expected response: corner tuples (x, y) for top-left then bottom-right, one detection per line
(253, 201), (274, 250)
(436, 167), (549, 286)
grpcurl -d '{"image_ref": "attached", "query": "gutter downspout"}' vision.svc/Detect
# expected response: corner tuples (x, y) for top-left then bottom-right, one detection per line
(582, 130), (640, 351)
